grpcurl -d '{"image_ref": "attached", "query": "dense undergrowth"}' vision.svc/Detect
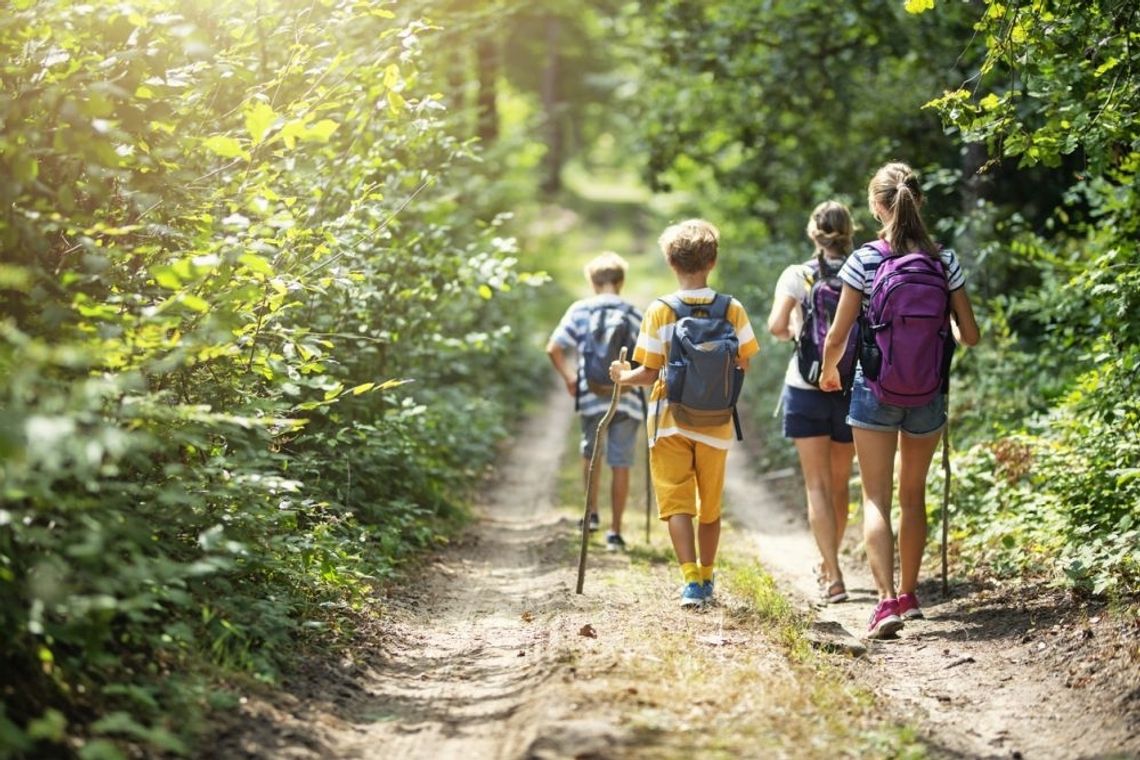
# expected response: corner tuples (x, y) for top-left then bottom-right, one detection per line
(0, 1), (545, 756)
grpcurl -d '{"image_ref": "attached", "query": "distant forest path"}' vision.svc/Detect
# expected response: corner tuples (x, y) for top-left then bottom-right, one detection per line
(217, 384), (1140, 759)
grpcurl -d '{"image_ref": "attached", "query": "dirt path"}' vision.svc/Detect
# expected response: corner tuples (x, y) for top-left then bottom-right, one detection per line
(724, 453), (1140, 760)
(218, 388), (1139, 759)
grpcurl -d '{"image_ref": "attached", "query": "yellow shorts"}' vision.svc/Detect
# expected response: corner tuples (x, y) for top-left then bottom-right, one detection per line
(649, 434), (727, 524)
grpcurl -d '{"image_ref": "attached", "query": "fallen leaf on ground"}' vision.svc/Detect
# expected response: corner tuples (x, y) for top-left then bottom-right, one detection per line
(579, 624), (598, 638)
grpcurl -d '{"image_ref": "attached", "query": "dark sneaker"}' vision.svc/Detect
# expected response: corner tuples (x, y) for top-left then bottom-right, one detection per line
(605, 532), (626, 552)
(680, 581), (706, 608)
(702, 578), (715, 605)
(867, 598), (904, 639)
(577, 512), (601, 533)
(898, 592), (924, 620)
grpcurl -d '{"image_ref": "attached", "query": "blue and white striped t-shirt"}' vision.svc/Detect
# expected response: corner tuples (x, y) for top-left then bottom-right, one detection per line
(549, 294), (646, 420)
(839, 242), (966, 306)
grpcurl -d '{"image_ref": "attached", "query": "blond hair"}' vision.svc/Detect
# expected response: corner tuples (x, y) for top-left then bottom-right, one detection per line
(868, 161), (936, 255)
(806, 200), (854, 259)
(584, 251), (628, 288)
(658, 219), (719, 274)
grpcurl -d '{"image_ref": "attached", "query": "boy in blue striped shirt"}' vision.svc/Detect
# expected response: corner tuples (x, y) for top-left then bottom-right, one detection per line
(547, 252), (644, 551)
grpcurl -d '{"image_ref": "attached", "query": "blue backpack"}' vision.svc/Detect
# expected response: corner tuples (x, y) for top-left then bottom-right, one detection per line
(658, 293), (744, 440)
(578, 301), (639, 406)
(795, 257), (859, 391)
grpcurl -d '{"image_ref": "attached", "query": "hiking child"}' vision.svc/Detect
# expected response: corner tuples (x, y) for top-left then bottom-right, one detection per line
(609, 219), (760, 607)
(766, 201), (858, 605)
(819, 162), (980, 638)
(547, 251), (645, 551)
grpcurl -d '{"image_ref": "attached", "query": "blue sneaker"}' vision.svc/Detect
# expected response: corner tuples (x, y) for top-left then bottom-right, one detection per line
(702, 578), (715, 605)
(681, 581), (706, 608)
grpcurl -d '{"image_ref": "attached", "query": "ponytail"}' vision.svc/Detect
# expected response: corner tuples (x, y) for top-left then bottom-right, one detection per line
(868, 163), (936, 256)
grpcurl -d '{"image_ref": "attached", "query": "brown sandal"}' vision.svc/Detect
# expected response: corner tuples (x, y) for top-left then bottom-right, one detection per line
(823, 580), (848, 604)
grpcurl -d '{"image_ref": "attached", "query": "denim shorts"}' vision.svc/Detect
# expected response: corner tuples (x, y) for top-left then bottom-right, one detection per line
(846, 371), (946, 437)
(580, 413), (640, 467)
(781, 385), (853, 443)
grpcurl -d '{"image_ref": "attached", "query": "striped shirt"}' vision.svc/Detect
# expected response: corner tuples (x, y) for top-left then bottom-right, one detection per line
(839, 242), (967, 306)
(632, 288), (760, 450)
(549, 294), (646, 420)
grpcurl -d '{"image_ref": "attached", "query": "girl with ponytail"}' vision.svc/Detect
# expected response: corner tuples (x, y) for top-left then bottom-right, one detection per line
(819, 162), (980, 639)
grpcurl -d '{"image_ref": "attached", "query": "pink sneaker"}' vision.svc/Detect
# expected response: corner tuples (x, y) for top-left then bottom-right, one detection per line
(867, 598), (904, 639)
(898, 592), (924, 620)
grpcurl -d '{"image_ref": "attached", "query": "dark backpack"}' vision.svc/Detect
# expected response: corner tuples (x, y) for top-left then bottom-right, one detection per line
(579, 301), (638, 403)
(795, 257), (859, 390)
(858, 240), (952, 407)
(658, 293), (744, 440)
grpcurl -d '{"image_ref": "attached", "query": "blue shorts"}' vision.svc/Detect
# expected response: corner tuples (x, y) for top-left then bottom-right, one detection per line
(781, 385), (853, 443)
(580, 413), (640, 468)
(846, 371), (946, 438)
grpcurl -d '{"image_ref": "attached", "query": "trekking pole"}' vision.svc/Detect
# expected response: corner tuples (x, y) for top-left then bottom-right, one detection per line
(645, 436), (652, 544)
(941, 414), (951, 597)
(576, 347), (626, 594)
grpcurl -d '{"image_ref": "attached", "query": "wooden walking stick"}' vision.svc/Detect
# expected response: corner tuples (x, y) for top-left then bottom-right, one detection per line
(645, 436), (652, 544)
(576, 347), (626, 594)
(941, 414), (951, 596)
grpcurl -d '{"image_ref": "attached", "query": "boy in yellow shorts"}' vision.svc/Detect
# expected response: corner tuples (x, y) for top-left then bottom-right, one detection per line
(610, 219), (760, 607)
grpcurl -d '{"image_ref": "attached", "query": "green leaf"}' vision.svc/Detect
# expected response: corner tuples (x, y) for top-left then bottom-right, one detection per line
(478, 284), (493, 300)
(904, 0), (934, 14)
(350, 382), (375, 395)
(150, 266), (181, 290)
(78, 740), (128, 760)
(301, 119), (340, 143)
(244, 101), (278, 145)
(238, 253), (275, 276)
(179, 294), (210, 313)
(203, 135), (248, 160)
(979, 93), (1001, 111)
(386, 90), (406, 114)
(27, 709), (67, 742)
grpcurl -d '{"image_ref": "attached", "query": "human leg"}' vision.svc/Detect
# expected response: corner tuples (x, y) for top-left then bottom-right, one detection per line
(604, 416), (639, 536)
(852, 427), (899, 600)
(650, 436), (701, 590)
(580, 415), (604, 523)
(830, 441), (855, 548)
(693, 441), (727, 567)
(794, 436), (844, 589)
(897, 430), (942, 596)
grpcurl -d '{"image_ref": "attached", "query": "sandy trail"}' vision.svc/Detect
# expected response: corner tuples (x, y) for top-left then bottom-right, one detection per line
(724, 452), (1140, 760)
(218, 386), (1138, 760)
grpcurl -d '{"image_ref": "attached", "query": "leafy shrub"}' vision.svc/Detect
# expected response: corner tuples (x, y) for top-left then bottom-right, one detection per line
(0, 1), (546, 756)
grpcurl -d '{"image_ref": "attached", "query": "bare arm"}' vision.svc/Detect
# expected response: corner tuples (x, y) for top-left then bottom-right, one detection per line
(949, 288), (980, 347)
(545, 340), (578, 397)
(767, 294), (798, 341)
(609, 361), (660, 387)
(818, 284), (861, 392)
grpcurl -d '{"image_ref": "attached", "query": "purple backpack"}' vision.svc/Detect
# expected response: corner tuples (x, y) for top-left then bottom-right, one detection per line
(859, 240), (951, 407)
(795, 257), (859, 390)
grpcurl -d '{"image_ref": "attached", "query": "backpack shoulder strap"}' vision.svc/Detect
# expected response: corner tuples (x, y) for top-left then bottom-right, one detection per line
(865, 239), (891, 257)
(708, 293), (732, 321)
(658, 294), (690, 319)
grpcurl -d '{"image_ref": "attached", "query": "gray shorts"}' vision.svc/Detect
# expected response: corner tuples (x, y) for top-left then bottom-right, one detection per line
(580, 414), (640, 468)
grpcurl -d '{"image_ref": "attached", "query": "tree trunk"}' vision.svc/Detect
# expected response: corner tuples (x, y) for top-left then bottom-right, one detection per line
(476, 35), (498, 144)
(540, 16), (563, 195)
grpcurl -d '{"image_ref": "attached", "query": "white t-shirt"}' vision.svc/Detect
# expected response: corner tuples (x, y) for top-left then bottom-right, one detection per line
(773, 257), (846, 390)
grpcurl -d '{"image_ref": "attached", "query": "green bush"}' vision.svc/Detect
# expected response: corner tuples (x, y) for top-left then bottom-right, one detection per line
(0, 1), (546, 756)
